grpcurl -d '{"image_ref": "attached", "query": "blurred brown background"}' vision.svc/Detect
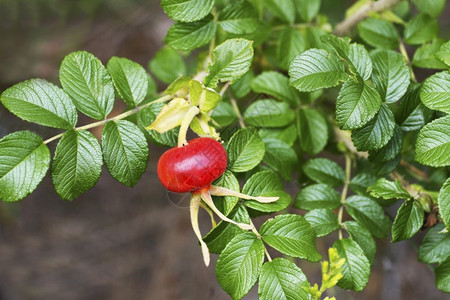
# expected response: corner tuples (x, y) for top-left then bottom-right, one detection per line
(0, 1), (449, 299)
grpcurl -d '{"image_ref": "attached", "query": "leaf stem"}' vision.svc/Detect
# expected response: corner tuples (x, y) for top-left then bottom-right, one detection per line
(228, 92), (246, 128)
(43, 94), (173, 144)
(249, 219), (272, 262)
(399, 41), (418, 83)
(338, 153), (352, 238)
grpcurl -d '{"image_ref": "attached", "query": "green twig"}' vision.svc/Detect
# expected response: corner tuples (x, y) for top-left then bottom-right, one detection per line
(338, 153), (352, 239)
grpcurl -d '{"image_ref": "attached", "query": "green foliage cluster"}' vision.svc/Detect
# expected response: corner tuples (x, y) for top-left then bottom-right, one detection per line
(1, 0), (450, 298)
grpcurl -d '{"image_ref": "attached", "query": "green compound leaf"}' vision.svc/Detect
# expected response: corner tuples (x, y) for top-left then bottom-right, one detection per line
(218, 1), (259, 35)
(395, 83), (433, 132)
(415, 115), (450, 167)
(277, 26), (306, 71)
(0, 131), (50, 202)
(244, 99), (295, 128)
(51, 130), (103, 200)
(349, 173), (378, 197)
(438, 178), (450, 231)
(216, 232), (264, 300)
(296, 107), (328, 155)
(260, 214), (322, 262)
(347, 43), (373, 81)
(420, 71), (450, 114)
(418, 223), (450, 264)
(258, 258), (310, 300)
(211, 101), (237, 127)
(351, 103), (396, 151)
(436, 40), (450, 66)
(205, 38), (254, 88)
(413, 0), (446, 17)
(343, 221), (376, 265)
(302, 158), (346, 187)
(294, 183), (341, 210)
(436, 257), (450, 293)
(333, 238), (371, 292)
(391, 200), (424, 242)
(0, 79), (77, 129)
(230, 70), (255, 98)
(404, 13), (439, 45)
(259, 124), (298, 147)
(262, 138), (298, 180)
(336, 79), (382, 130)
(367, 178), (410, 200)
(242, 170), (291, 213)
(212, 170), (240, 215)
(368, 125), (403, 163)
(413, 39), (449, 70)
(138, 102), (178, 147)
(263, 0), (295, 23)
(371, 49), (410, 104)
(251, 71), (300, 105)
(59, 51), (114, 120)
(107, 57), (148, 107)
(203, 204), (250, 254)
(161, 0), (214, 22)
(226, 127), (265, 172)
(149, 47), (187, 84)
(101, 120), (149, 187)
(165, 15), (216, 52)
(357, 18), (399, 50)
(304, 209), (340, 237)
(294, 0), (321, 22)
(345, 195), (390, 238)
(289, 48), (347, 92)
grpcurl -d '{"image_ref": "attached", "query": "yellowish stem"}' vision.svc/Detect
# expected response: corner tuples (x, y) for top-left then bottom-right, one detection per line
(190, 194), (211, 267)
(209, 185), (279, 203)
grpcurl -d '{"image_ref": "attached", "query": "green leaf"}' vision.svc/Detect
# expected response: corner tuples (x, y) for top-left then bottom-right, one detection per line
(294, 184), (340, 210)
(0, 131), (50, 202)
(263, 0), (295, 23)
(205, 39), (254, 88)
(395, 83), (433, 132)
(216, 232), (264, 300)
(212, 170), (240, 215)
(302, 158), (346, 187)
(164, 76), (191, 97)
(333, 238), (371, 291)
(101, 120), (149, 187)
(336, 79), (382, 130)
(418, 223), (450, 264)
(357, 18), (399, 50)
(413, 0), (446, 17)
(343, 221), (376, 265)
(415, 115), (450, 167)
(420, 71), (450, 114)
(242, 170), (292, 212)
(438, 178), (450, 231)
(436, 41), (450, 66)
(251, 71), (300, 105)
(367, 178), (410, 200)
(138, 102), (178, 147)
(211, 101), (237, 127)
(258, 258), (310, 300)
(107, 57), (148, 107)
(230, 70), (255, 98)
(259, 124), (297, 146)
(59, 51), (114, 120)
(161, 0), (214, 22)
(294, 0), (321, 22)
(368, 125), (403, 163)
(218, 1), (259, 34)
(351, 103), (396, 151)
(226, 127), (265, 172)
(260, 214), (322, 262)
(165, 15), (216, 52)
(404, 13), (439, 45)
(412, 39), (448, 70)
(244, 99), (295, 128)
(436, 257), (450, 293)
(296, 107), (328, 155)
(304, 209), (340, 237)
(347, 43), (373, 81)
(345, 195), (390, 238)
(189, 80), (221, 112)
(203, 205), (250, 253)
(0, 79), (77, 129)
(370, 49), (410, 103)
(276, 26), (306, 70)
(149, 47), (186, 84)
(262, 138), (298, 180)
(391, 200), (424, 242)
(289, 48), (347, 92)
(349, 173), (378, 197)
(51, 130), (103, 200)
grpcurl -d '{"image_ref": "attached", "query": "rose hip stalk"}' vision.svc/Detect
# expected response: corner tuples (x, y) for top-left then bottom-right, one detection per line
(157, 137), (278, 266)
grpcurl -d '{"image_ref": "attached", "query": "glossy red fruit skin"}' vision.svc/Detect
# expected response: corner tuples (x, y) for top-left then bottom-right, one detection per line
(157, 138), (228, 193)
